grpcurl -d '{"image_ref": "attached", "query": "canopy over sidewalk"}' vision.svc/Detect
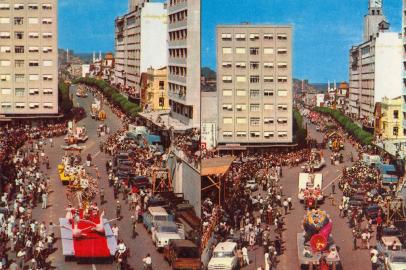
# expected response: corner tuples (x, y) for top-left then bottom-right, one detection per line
(201, 156), (235, 176)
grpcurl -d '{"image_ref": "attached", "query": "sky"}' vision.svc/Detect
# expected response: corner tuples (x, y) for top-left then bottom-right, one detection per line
(202, 0), (402, 82)
(58, 0), (128, 54)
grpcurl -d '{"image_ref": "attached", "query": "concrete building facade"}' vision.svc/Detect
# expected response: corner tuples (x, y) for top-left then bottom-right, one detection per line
(114, 0), (167, 93)
(348, 0), (402, 127)
(216, 24), (293, 146)
(167, 0), (200, 128)
(0, 0), (58, 117)
(142, 66), (169, 111)
(402, 0), (406, 132)
(376, 96), (405, 140)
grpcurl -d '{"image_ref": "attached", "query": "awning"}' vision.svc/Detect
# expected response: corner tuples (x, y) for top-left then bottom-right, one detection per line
(201, 156), (235, 176)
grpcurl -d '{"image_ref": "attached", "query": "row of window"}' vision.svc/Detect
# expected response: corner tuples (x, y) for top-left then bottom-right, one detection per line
(169, 0), (186, 7)
(0, 46), (53, 53)
(1, 102), (54, 109)
(222, 75), (288, 84)
(1, 88), (53, 95)
(0, 3), (53, 10)
(222, 117), (288, 125)
(222, 47), (287, 55)
(0, 74), (53, 81)
(0, 60), (53, 67)
(0, 17), (53, 25)
(0, 31), (52, 39)
(222, 131), (289, 139)
(169, 9), (187, 24)
(222, 61), (287, 69)
(222, 89), (288, 98)
(221, 103), (288, 111)
(169, 29), (187, 42)
(169, 66), (187, 77)
(221, 33), (288, 41)
(169, 48), (187, 59)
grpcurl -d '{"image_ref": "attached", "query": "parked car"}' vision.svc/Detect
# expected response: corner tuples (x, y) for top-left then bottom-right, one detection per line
(129, 175), (151, 189)
(364, 204), (382, 222)
(143, 206), (174, 232)
(164, 239), (201, 270)
(152, 221), (185, 250)
(208, 242), (239, 270)
(385, 252), (406, 270)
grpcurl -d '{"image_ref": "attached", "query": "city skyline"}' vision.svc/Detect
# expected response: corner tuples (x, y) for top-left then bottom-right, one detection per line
(202, 0), (402, 82)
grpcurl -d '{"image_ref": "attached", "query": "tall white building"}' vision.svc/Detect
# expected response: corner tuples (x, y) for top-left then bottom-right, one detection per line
(167, 0), (200, 128)
(348, 0), (402, 126)
(114, 0), (167, 93)
(402, 0), (406, 131)
(0, 1), (58, 118)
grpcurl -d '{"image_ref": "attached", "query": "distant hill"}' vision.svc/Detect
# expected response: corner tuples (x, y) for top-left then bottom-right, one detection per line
(201, 67), (216, 80)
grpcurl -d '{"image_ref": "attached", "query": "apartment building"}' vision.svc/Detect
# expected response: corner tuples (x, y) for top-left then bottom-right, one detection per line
(167, 0), (200, 128)
(141, 66), (169, 111)
(114, 0), (167, 94)
(348, 0), (402, 126)
(0, 0), (58, 117)
(216, 24), (293, 146)
(402, 0), (406, 133)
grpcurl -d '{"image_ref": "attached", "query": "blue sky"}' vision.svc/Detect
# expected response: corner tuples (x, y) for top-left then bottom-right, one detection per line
(58, 0), (127, 54)
(202, 0), (402, 82)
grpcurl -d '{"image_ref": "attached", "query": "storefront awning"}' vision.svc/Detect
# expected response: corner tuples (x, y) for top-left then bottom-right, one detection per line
(201, 156), (235, 176)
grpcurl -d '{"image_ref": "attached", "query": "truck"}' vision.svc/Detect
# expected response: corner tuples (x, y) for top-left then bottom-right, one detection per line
(164, 239), (201, 270)
(151, 221), (185, 250)
(298, 173), (324, 208)
(207, 241), (239, 270)
(143, 206), (174, 232)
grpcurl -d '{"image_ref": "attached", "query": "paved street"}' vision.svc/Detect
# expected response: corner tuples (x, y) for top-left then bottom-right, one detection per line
(31, 85), (171, 270)
(242, 118), (372, 270)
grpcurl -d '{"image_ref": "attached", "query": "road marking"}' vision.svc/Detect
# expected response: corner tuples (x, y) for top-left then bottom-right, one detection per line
(93, 151), (101, 158)
(92, 264), (96, 270)
(322, 173), (341, 192)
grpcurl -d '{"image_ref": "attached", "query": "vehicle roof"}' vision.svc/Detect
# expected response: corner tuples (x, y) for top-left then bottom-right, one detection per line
(170, 239), (198, 248)
(155, 221), (176, 227)
(214, 241), (237, 251)
(148, 206), (168, 215)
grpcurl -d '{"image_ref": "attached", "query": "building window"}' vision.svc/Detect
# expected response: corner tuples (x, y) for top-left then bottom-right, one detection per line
(43, 60), (52, 67)
(264, 62), (274, 69)
(250, 89), (260, 98)
(1, 103), (11, 109)
(0, 4), (10, 10)
(221, 33), (232, 41)
(277, 62), (288, 69)
(15, 74), (25, 82)
(277, 34), (288, 40)
(29, 74), (39, 81)
(278, 131), (288, 138)
(264, 48), (274, 54)
(14, 4), (24, 10)
(0, 32), (10, 39)
(250, 76), (260, 83)
(14, 31), (23, 39)
(235, 33), (246, 41)
(43, 103), (53, 109)
(0, 60), (10, 67)
(15, 102), (25, 109)
(29, 103), (39, 109)
(236, 104), (247, 111)
(222, 104), (233, 111)
(264, 131), (274, 139)
(15, 46), (24, 53)
(264, 104), (274, 110)
(235, 62), (246, 69)
(159, 81), (164, 90)
(222, 76), (232, 83)
(278, 104), (288, 111)
(250, 117), (260, 126)
(250, 47), (259, 55)
(277, 48), (288, 54)
(1, 88), (11, 95)
(222, 62), (232, 68)
(43, 75), (53, 81)
(42, 18), (52, 25)
(0, 18), (10, 24)
(29, 88), (39, 95)
(393, 127), (399, 136)
(42, 4), (52, 10)
(236, 76), (246, 83)
(264, 90), (274, 96)
(393, 110), (399, 119)
(223, 131), (233, 138)
(264, 34), (273, 40)
(0, 46), (11, 53)
(42, 33), (52, 38)
(28, 4), (38, 10)
(223, 90), (232, 96)
(222, 47), (232, 54)
(236, 89), (246, 96)
(42, 47), (53, 53)
(236, 47), (246, 54)
(43, 89), (53, 95)
(249, 33), (260, 41)
(278, 76), (288, 83)
(28, 32), (39, 39)
(0, 75), (11, 81)
(223, 117), (233, 124)
(236, 117), (247, 124)
(264, 118), (274, 124)
(264, 76), (274, 83)
(28, 47), (39, 53)
(15, 88), (25, 96)
(278, 90), (288, 96)
(236, 131), (247, 138)
(250, 104), (260, 112)
(28, 18), (38, 24)
(250, 62), (259, 69)
(277, 118), (288, 124)
(14, 17), (23, 25)
(250, 131), (260, 138)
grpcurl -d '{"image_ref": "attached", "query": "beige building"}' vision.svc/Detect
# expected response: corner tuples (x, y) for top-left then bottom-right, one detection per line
(216, 24), (293, 146)
(0, 1), (58, 117)
(376, 96), (405, 140)
(143, 66), (169, 111)
(168, 0), (200, 128)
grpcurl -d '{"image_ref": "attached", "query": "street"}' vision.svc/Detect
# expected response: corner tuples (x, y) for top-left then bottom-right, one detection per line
(31, 85), (171, 270)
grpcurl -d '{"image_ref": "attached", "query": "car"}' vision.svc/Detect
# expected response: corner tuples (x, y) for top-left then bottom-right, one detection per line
(143, 206), (174, 232)
(164, 239), (201, 270)
(245, 180), (258, 191)
(364, 204), (382, 222)
(385, 252), (406, 270)
(348, 195), (367, 207)
(129, 175), (151, 189)
(377, 236), (403, 258)
(208, 242), (239, 270)
(152, 221), (185, 250)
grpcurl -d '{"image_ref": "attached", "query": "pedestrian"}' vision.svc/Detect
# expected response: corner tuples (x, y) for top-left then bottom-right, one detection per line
(371, 252), (379, 270)
(116, 201), (121, 220)
(264, 252), (270, 270)
(86, 153), (92, 167)
(283, 199), (288, 215)
(112, 224), (119, 240)
(142, 254), (152, 270)
(100, 188), (105, 205)
(353, 232), (357, 250)
(331, 182), (335, 194)
(41, 192), (48, 209)
(242, 246), (249, 266)
(287, 197), (292, 210)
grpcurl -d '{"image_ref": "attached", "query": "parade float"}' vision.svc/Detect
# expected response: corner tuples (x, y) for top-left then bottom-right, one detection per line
(64, 121), (88, 145)
(297, 209), (340, 269)
(59, 164), (117, 263)
(301, 149), (326, 172)
(298, 173), (324, 209)
(58, 145), (84, 185)
(76, 86), (88, 97)
(91, 99), (106, 121)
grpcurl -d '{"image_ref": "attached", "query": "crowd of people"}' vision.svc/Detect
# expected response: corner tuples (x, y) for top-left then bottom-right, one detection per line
(0, 124), (68, 269)
(171, 128), (200, 169)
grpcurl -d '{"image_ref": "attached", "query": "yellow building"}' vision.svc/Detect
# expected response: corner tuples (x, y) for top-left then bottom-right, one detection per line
(144, 67), (169, 111)
(377, 96), (405, 140)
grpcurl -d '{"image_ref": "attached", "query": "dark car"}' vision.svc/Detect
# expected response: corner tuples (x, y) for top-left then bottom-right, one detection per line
(364, 204), (382, 222)
(348, 195), (367, 207)
(129, 175), (151, 189)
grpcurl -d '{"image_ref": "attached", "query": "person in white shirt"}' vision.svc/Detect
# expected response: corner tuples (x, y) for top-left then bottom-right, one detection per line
(142, 254), (152, 269)
(242, 246), (249, 266)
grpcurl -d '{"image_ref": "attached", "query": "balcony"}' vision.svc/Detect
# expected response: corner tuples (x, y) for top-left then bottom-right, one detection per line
(168, 1), (187, 14)
(403, 103), (406, 112)
(168, 57), (187, 66)
(403, 119), (406, 127)
(168, 20), (187, 31)
(168, 74), (187, 85)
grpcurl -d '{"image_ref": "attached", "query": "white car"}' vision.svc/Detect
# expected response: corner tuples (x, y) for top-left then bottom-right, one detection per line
(152, 221), (184, 250)
(385, 252), (406, 270)
(245, 180), (258, 191)
(208, 242), (239, 270)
